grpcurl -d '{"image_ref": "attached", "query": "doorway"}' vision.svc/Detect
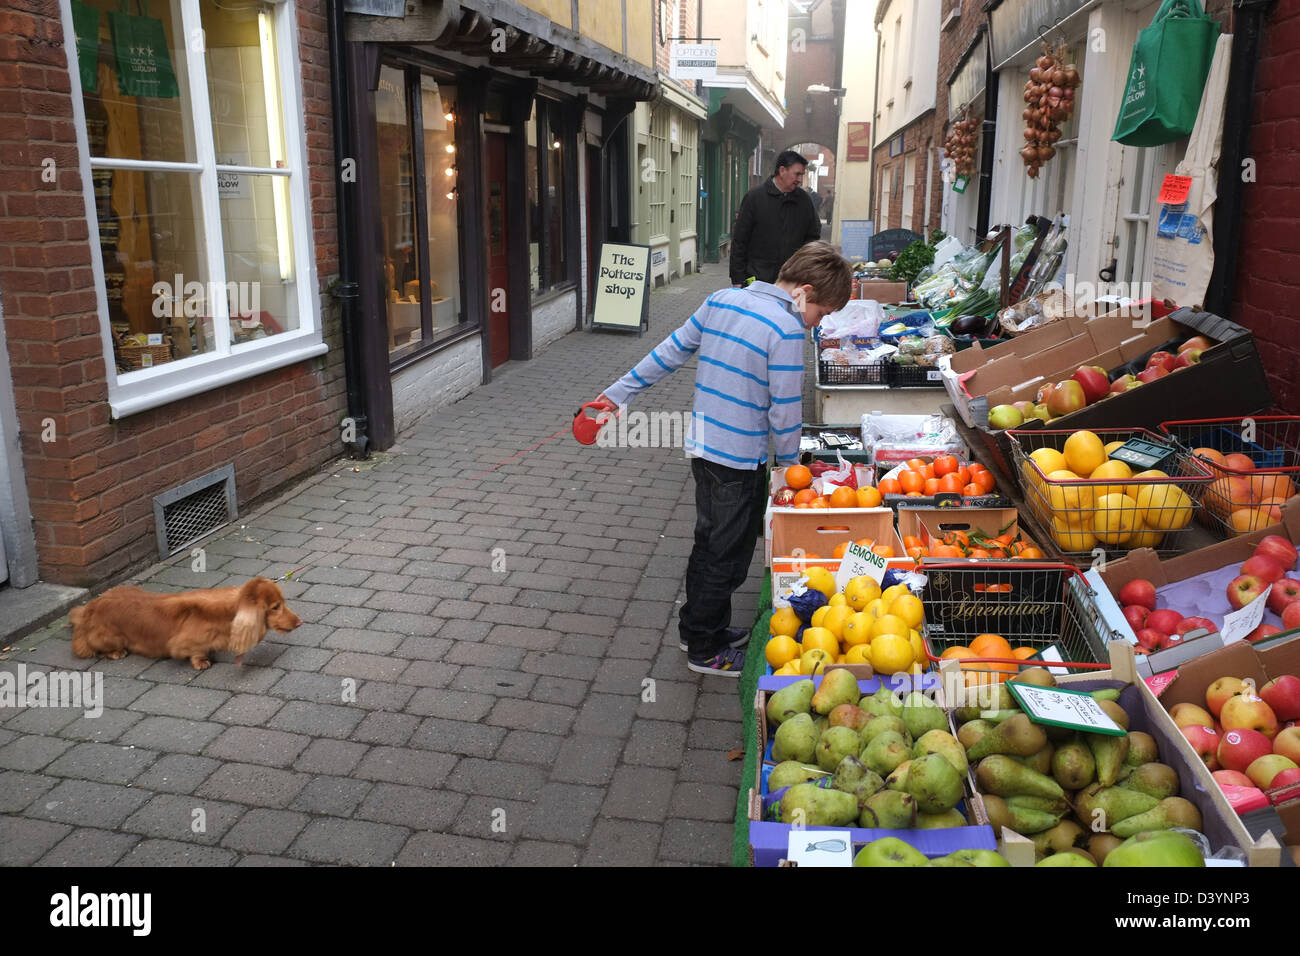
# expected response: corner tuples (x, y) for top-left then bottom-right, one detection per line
(586, 143), (601, 316)
(485, 131), (511, 368)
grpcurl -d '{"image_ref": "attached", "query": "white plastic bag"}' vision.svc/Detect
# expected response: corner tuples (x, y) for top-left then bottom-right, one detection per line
(931, 235), (963, 271)
(819, 300), (885, 340)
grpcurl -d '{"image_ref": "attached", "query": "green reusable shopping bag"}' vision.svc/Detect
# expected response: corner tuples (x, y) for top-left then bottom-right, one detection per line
(1112, 0), (1220, 146)
(70, 0), (101, 94)
(108, 0), (179, 99)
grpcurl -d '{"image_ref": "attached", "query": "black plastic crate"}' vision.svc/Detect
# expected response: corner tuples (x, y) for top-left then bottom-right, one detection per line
(887, 363), (946, 388)
(818, 361), (889, 386)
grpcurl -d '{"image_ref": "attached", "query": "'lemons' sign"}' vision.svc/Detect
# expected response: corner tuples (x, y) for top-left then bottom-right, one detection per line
(592, 242), (651, 332)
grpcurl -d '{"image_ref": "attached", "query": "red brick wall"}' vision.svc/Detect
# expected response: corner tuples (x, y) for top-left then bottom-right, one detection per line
(0, 0), (346, 586)
(653, 0), (698, 88)
(935, 4), (987, 234)
(871, 116), (941, 237)
(1232, 0), (1300, 414)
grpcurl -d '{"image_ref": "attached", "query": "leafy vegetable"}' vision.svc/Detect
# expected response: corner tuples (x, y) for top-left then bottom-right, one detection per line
(890, 240), (936, 284)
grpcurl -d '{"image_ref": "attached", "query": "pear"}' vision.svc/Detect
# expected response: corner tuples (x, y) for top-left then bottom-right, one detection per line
(947, 848), (1011, 867)
(906, 753), (965, 813)
(1088, 833), (1123, 865)
(976, 754), (1065, 800)
(1097, 699), (1130, 730)
(1037, 850), (1096, 866)
(901, 691), (948, 739)
(1052, 739), (1096, 791)
(1012, 743), (1054, 776)
(1109, 796), (1202, 838)
(779, 782), (859, 826)
(979, 793), (1061, 835)
(861, 730), (911, 778)
(927, 855), (975, 867)
(1007, 794), (1069, 814)
(859, 789), (917, 829)
(813, 715), (830, 737)
(1118, 762), (1179, 800)
(1090, 688), (1121, 703)
(1123, 731), (1159, 767)
(966, 713), (1047, 761)
(812, 668), (861, 715)
(916, 808), (968, 829)
(957, 719), (993, 751)
(852, 836), (927, 867)
(832, 755), (884, 802)
(828, 703), (871, 733)
(766, 679), (814, 725)
(885, 760), (912, 792)
(1030, 819), (1085, 857)
(1075, 783), (1159, 830)
(859, 687), (903, 720)
(955, 685), (1017, 721)
(772, 712), (818, 764)
(978, 709), (1023, 724)
(1102, 829), (1205, 867)
(1087, 731), (1130, 787)
(861, 715), (909, 744)
(817, 725), (863, 772)
(914, 729), (969, 776)
(768, 761), (828, 791)
(1010, 666), (1056, 688)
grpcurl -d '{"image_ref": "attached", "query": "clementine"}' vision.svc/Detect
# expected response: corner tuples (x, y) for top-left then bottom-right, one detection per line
(785, 464), (812, 490)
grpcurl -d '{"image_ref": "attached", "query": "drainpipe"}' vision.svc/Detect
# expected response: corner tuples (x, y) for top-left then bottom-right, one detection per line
(1205, 0), (1276, 318)
(975, 32), (996, 239)
(871, 15), (882, 225)
(327, 0), (369, 459)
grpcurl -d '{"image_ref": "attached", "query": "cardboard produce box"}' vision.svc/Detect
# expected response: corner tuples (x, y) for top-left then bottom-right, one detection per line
(768, 508), (907, 608)
(857, 280), (909, 304)
(941, 308), (1272, 433)
(896, 506), (1044, 558)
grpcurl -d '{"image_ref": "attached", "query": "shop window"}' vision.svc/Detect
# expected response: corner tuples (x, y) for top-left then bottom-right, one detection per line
(74, 0), (314, 399)
(648, 107), (670, 240)
(374, 62), (466, 360)
(526, 97), (575, 295)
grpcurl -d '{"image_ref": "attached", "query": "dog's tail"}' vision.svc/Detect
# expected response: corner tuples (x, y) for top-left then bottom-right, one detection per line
(68, 605), (91, 658)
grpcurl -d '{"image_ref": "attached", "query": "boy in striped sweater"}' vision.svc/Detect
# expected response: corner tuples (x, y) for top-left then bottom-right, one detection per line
(592, 242), (851, 676)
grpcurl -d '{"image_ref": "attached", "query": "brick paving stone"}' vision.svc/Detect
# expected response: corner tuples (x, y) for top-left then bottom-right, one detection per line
(45, 742), (157, 785)
(0, 769), (56, 813)
(208, 694), (284, 727)
(520, 650), (600, 681)
(28, 779), (152, 827)
(657, 819), (734, 865)
(263, 647), (332, 672)
(581, 819), (662, 867)
(352, 711), (420, 746)
(3, 706), (80, 735)
(550, 735), (622, 786)
(402, 688), (494, 722)
(351, 682), (416, 712)
(292, 738), (369, 775)
(133, 754), (221, 794)
(357, 783), (467, 831)
(302, 567), (372, 586)
(445, 641), (525, 669)
(267, 620), (331, 648)
(320, 605), (379, 628)
(623, 720), (688, 768)
(574, 693), (639, 738)
(396, 832), (512, 867)
(354, 746), (457, 788)
(120, 839), (238, 867)
(520, 782), (605, 843)
(485, 698), (576, 736)
(592, 657), (652, 695)
(515, 589), (583, 612)
(122, 792), (245, 845)
(220, 808), (311, 854)
(37, 827), (140, 867)
(409, 717), (505, 758)
(289, 775), (373, 817)
(670, 782), (740, 823)
(197, 763), (308, 808)
(204, 726), (311, 768)
(129, 684), (230, 720)
(58, 709), (143, 743)
(555, 634), (608, 659)
(270, 671), (350, 704)
(291, 818), (409, 866)
(368, 611), (448, 636)
(696, 692), (742, 721)
(510, 840), (582, 866)
(447, 757), (546, 800)
(323, 651), (411, 683)
(323, 629), (405, 655)
(484, 624), (560, 651)
(268, 700), (364, 739)
(0, 817), (73, 865)
(495, 729), (564, 766)
(451, 795), (532, 840)
(467, 583), (519, 604)
(631, 576), (684, 601)
(97, 675), (153, 708)
(397, 660), (460, 688)
(637, 678), (697, 722)
(0, 734), (74, 772)
(363, 590), (440, 615)
(677, 750), (743, 786)
(449, 665), (535, 698)
(687, 718), (742, 752)
(529, 675), (590, 707)
(602, 766), (676, 822)
(118, 716), (225, 755)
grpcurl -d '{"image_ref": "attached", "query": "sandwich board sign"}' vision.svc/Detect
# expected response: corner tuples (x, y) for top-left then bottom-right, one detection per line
(592, 242), (651, 334)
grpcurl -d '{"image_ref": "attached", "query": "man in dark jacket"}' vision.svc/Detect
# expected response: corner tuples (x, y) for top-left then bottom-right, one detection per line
(729, 150), (823, 287)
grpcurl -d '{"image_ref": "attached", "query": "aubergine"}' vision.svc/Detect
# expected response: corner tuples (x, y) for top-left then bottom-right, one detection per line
(950, 314), (989, 336)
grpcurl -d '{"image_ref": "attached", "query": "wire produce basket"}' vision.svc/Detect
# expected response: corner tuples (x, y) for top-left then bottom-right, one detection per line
(1159, 416), (1300, 538)
(1007, 427), (1216, 566)
(920, 562), (1115, 677)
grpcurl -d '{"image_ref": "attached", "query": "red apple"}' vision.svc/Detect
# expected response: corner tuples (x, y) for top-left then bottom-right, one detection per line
(1221, 694), (1280, 739)
(1269, 767), (1300, 791)
(1175, 616), (1217, 636)
(1223, 453), (1256, 472)
(1206, 676), (1247, 718)
(1181, 724), (1221, 770)
(1122, 605), (1150, 631)
(1247, 753), (1299, 789)
(1118, 579), (1158, 612)
(1266, 578), (1300, 613)
(1109, 374), (1141, 394)
(1227, 574), (1266, 610)
(1179, 335), (1213, 353)
(1071, 365), (1111, 404)
(1262, 676), (1300, 722)
(1046, 379), (1087, 417)
(1241, 554), (1285, 585)
(1248, 624), (1283, 644)
(1274, 725), (1300, 764)
(1170, 350), (1200, 369)
(1284, 601), (1300, 631)
(1171, 702), (1217, 729)
(1137, 364), (1169, 384)
(1157, 631), (1184, 650)
(1255, 535), (1299, 571)
(1146, 350), (1176, 370)
(1213, 769), (1256, 788)
(1146, 608), (1184, 635)
(1135, 628), (1165, 652)
(1217, 728), (1275, 773)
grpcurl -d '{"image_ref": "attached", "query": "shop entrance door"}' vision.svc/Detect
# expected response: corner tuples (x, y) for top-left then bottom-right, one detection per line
(485, 131), (511, 367)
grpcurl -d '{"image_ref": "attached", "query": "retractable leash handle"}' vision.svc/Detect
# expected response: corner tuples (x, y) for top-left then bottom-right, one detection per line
(572, 402), (616, 445)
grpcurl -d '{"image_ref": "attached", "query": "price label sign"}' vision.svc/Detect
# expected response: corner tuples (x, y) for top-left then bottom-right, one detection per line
(1157, 174), (1193, 206)
(1220, 585), (1272, 645)
(787, 830), (854, 867)
(834, 541), (888, 591)
(1005, 683), (1127, 735)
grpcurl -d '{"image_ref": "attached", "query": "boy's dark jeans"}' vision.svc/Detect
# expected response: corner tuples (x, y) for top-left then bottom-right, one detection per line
(679, 457), (769, 660)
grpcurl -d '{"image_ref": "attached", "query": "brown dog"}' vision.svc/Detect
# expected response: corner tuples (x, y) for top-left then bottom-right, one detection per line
(69, 577), (302, 670)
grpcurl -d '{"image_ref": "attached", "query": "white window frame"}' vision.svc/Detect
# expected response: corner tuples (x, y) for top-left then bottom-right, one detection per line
(62, 0), (324, 420)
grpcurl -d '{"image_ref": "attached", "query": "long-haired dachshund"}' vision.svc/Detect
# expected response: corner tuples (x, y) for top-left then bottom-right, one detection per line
(69, 577), (302, 670)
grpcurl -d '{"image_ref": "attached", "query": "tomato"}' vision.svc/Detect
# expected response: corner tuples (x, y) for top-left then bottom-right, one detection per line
(899, 471), (926, 494)
(934, 455), (959, 478)
(962, 483), (983, 497)
(924, 477), (941, 496)
(938, 474), (964, 494)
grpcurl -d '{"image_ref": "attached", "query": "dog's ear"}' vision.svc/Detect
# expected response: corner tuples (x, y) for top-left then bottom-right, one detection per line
(230, 579), (270, 655)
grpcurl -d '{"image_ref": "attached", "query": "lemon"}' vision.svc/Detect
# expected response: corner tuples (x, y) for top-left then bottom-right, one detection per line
(775, 661), (802, 677)
(1029, 447), (1069, 476)
(841, 611), (874, 647)
(1064, 430), (1106, 477)
(844, 644), (873, 665)
(800, 648), (831, 676)
(1104, 440), (1127, 456)
(801, 627), (840, 658)
(1127, 469), (1168, 498)
(769, 606), (801, 637)
(844, 576), (881, 611)
(909, 630), (926, 665)
(1052, 514), (1098, 552)
(1128, 516), (1165, 549)
(1093, 492), (1139, 545)
(1135, 483), (1193, 531)
(1089, 459), (1133, 498)
(810, 606), (831, 629)
(864, 597), (889, 620)
(765, 635), (800, 669)
(822, 605), (853, 642)
(1045, 470), (1093, 513)
(803, 566), (837, 598)
(828, 592), (848, 608)
(871, 633), (915, 675)
(890, 593), (925, 630)
(882, 583), (910, 605)
(871, 614), (910, 641)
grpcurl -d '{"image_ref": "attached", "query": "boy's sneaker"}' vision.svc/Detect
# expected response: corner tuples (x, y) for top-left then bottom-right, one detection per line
(679, 627), (751, 652)
(687, 647), (746, 678)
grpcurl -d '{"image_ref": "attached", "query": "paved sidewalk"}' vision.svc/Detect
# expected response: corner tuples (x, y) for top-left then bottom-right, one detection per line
(0, 264), (768, 867)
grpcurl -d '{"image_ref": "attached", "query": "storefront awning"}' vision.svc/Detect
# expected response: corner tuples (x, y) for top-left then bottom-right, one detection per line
(948, 28), (987, 113)
(988, 0), (1099, 71)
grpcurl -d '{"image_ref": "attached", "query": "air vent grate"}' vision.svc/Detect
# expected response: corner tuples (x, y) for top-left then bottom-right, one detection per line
(153, 464), (237, 558)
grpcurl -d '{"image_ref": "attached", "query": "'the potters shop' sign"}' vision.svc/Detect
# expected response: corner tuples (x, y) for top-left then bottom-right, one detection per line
(592, 243), (651, 332)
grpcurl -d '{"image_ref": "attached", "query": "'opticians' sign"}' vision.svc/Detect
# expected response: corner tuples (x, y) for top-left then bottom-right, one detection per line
(671, 42), (718, 80)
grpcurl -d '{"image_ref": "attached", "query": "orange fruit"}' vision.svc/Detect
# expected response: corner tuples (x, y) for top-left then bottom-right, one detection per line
(792, 488), (817, 505)
(809, 497), (830, 509)
(907, 458), (928, 473)
(923, 477), (941, 496)
(832, 541), (850, 558)
(955, 465), (971, 487)
(930, 544), (962, 558)
(1012, 646), (1039, 660)
(921, 464), (935, 480)
(938, 474), (963, 494)
(857, 486), (883, 508)
(878, 478), (902, 496)
(970, 633), (1014, 660)
(765, 635), (800, 668)
(907, 546), (926, 560)
(940, 645), (974, 660)
(785, 464), (812, 490)
(871, 544), (895, 558)
(962, 483), (982, 497)
(899, 471), (925, 494)
(1018, 546), (1044, 559)
(1252, 473), (1295, 501)
(934, 455), (959, 477)
(828, 486), (858, 509)
(941, 530), (970, 549)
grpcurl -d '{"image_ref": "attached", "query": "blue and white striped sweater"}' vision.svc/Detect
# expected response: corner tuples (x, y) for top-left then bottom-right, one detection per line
(603, 282), (805, 469)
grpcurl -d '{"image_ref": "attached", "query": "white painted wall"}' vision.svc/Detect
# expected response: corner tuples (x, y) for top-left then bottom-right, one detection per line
(832, 0), (878, 245)
(532, 290), (577, 352)
(875, 0), (939, 143)
(391, 335), (482, 435)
